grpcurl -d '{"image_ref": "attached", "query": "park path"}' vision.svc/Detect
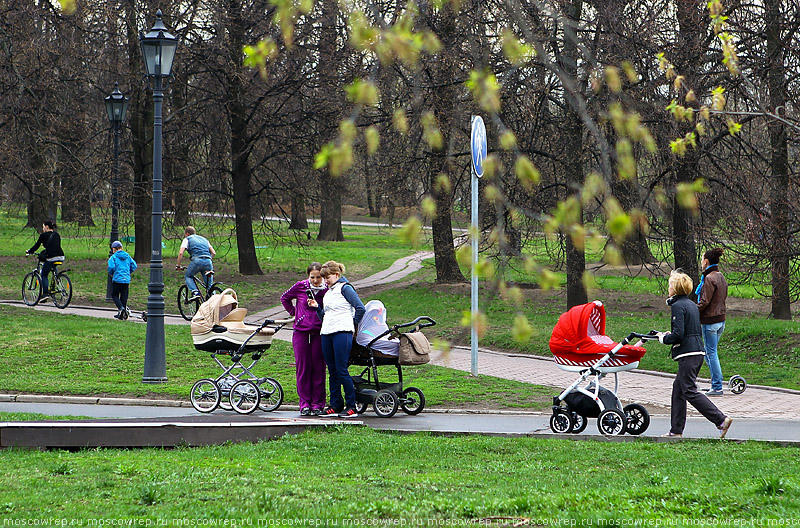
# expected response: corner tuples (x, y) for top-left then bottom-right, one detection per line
(3, 249), (799, 420)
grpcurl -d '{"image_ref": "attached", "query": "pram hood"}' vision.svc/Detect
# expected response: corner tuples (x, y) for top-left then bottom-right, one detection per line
(549, 300), (645, 362)
(191, 288), (241, 335)
(356, 300), (399, 356)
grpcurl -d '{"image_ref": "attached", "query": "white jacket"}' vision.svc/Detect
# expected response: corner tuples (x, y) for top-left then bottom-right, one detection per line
(320, 283), (355, 335)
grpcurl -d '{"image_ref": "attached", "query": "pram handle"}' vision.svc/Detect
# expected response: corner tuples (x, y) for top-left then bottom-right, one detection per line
(259, 317), (295, 328)
(392, 316), (436, 332)
(625, 330), (660, 342)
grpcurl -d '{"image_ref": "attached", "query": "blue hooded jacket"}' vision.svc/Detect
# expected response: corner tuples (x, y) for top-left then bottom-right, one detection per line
(108, 250), (138, 284)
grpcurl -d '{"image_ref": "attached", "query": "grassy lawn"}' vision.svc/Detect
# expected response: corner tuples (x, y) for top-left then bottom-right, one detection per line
(0, 304), (555, 411)
(0, 428), (798, 520)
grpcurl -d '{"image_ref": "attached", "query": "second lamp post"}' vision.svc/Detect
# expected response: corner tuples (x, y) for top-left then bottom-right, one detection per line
(104, 82), (129, 302)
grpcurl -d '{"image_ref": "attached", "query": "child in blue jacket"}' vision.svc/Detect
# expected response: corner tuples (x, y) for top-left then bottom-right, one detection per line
(108, 241), (138, 319)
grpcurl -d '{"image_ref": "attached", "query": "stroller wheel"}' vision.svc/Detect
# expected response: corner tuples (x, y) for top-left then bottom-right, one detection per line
(400, 387), (426, 415)
(623, 403), (650, 435)
(570, 413), (587, 434)
(373, 389), (399, 418)
(597, 409), (626, 436)
(549, 409), (574, 434)
(257, 377), (284, 412)
(729, 375), (747, 395)
(355, 400), (369, 414)
(190, 379), (221, 413)
(230, 380), (261, 414)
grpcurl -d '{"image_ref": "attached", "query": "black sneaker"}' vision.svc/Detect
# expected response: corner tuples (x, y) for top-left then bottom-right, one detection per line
(319, 407), (341, 417)
(188, 292), (202, 302)
(300, 408), (311, 417)
(338, 408), (357, 418)
(113, 311), (122, 319)
(310, 408), (322, 416)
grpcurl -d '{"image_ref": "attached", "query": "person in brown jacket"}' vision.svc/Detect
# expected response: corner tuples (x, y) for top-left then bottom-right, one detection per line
(695, 248), (728, 396)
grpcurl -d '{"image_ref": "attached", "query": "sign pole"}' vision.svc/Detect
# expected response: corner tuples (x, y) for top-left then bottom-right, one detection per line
(470, 115), (486, 377)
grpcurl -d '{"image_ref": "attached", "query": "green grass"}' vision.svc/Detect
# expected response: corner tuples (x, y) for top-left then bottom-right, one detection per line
(0, 428), (798, 519)
(0, 304), (555, 411)
(0, 412), (92, 421)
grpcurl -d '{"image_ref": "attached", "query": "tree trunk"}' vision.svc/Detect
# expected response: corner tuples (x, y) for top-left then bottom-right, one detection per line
(227, 0), (263, 275)
(766, 0), (791, 319)
(316, 0), (344, 242)
(289, 189), (308, 230)
(561, 0), (587, 308)
(127, 4), (152, 265)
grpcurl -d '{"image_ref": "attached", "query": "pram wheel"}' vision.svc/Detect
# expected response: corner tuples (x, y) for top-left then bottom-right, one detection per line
(190, 379), (221, 413)
(355, 401), (369, 414)
(549, 409), (574, 434)
(373, 389), (399, 418)
(622, 403), (650, 435)
(570, 413), (587, 434)
(257, 377), (283, 412)
(597, 409), (626, 436)
(729, 375), (747, 395)
(230, 380), (260, 414)
(400, 387), (425, 415)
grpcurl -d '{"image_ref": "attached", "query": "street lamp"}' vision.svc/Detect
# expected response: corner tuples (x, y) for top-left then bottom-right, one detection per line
(104, 82), (129, 302)
(140, 9), (177, 383)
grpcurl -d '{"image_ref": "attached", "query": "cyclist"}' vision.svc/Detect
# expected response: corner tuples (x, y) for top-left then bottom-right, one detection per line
(176, 226), (216, 301)
(25, 219), (65, 301)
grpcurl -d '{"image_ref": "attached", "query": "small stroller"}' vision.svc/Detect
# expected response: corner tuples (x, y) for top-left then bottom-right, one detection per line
(189, 288), (294, 414)
(349, 300), (435, 418)
(548, 301), (659, 436)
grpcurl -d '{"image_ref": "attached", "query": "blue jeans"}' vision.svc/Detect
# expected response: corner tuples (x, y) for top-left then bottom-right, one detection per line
(321, 331), (356, 410)
(185, 258), (213, 293)
(40, 260), (54, 295)
(702, 321), (725, 391)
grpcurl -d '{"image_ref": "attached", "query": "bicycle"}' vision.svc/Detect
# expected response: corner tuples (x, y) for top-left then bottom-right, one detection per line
(176, 266), (223, 320)
(22, 256), (73, 309)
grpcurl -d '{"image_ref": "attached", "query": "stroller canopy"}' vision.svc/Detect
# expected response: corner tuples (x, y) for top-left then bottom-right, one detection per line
(356, 300), (399, 356)
(549, 301), (645, 362)
(191, 288), (240, 335)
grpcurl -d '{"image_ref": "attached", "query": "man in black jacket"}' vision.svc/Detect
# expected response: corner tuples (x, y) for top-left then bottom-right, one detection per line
(26, 219), (65, 300)
(658, 271), (732, 438)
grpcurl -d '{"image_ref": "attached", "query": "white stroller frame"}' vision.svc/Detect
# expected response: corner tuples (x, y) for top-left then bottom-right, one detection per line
(551, 331), (660, 436)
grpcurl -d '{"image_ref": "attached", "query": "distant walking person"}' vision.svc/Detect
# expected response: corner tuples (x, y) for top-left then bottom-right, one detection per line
(657, 270), (732, 438)
(696, 248), (728, 396)
(108, 240), (138, 319)
(281, 262), (327, 416)
(25, 219), (65, 301)
(176, 226), (216, 301)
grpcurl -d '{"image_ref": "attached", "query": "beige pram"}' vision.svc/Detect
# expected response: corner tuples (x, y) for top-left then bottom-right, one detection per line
(189, 288), (294, 415)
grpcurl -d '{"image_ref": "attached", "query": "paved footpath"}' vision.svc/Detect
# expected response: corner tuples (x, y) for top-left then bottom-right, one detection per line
(3, 249), (799, 425)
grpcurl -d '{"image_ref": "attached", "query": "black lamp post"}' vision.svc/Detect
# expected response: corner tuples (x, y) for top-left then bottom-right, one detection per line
(104, 82), (129, 302)
(140, 9), (177, 384)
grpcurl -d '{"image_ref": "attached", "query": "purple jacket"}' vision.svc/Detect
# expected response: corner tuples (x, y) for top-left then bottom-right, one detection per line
(280, 279), (325, 333)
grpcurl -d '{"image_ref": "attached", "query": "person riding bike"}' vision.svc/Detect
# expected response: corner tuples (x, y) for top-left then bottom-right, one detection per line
(25, 219), (65, 301)
(176, 226), (216, 302)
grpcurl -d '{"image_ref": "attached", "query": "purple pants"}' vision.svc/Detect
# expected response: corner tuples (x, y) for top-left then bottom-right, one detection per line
(293, 330), (326, 410)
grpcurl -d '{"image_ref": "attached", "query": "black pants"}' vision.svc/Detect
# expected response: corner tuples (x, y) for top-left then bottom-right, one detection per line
(670, 354), (727, 434)
(111, 282), (129, 312)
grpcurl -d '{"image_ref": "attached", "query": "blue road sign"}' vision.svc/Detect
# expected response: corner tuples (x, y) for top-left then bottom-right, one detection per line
(471, 115), (487, 178)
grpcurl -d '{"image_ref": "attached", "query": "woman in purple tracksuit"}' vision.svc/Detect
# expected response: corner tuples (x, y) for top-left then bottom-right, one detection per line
(281, 262), (327, 416)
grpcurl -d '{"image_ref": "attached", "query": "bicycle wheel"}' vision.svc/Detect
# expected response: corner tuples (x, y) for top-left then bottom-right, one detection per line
(177, 285), (199, 321)
(51, 273), (72, 309)
(207, 285), (224, 298)
(22, 272), (41, 306)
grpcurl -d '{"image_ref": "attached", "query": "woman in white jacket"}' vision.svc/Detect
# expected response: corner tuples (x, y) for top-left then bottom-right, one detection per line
(309, 260), (365, 418)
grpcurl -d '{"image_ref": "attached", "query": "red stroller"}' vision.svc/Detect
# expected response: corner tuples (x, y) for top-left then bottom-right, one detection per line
(548, 301), (659, 435)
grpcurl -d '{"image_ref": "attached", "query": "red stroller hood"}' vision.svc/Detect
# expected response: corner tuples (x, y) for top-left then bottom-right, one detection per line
(549, 301), (645, 363)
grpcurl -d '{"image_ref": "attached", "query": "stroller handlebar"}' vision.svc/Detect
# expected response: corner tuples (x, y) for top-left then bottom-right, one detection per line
(392, 316), (436, 332)
(627, 330), (660, 341)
